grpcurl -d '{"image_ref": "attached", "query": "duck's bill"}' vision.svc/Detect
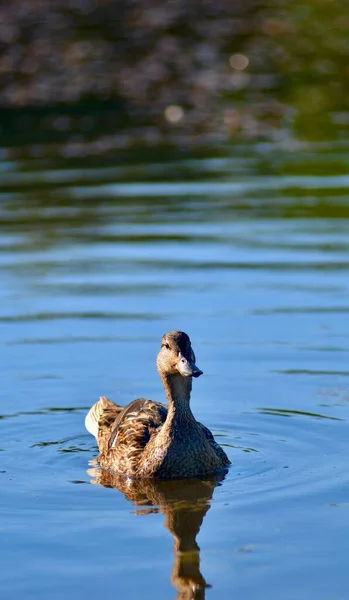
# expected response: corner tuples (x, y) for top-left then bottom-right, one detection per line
(177, 356), (203, 378)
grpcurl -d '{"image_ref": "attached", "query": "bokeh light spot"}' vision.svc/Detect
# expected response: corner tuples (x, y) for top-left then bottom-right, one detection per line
(229, 53), (249, 71)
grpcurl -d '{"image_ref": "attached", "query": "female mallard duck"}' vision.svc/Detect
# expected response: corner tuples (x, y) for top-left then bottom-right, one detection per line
(85, 330), (230, 479)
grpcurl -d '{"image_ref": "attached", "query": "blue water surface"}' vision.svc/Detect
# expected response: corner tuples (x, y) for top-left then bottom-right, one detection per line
(1, 142), (349, 599)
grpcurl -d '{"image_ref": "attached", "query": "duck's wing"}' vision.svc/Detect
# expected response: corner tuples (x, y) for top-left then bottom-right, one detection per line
(94, 398), (167, 474)
(197, 422), (231, 466)
(107, 398), (167, 451)
(86, 396), (167, 461)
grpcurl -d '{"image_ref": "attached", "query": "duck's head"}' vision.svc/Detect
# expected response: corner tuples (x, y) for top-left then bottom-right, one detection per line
(157, 330), (203, 378)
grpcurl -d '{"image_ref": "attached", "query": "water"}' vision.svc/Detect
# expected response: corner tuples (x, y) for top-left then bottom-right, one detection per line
(1, 141), (349, 599)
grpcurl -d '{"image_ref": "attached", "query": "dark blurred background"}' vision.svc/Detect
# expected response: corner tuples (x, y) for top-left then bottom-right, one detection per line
(1, 0), (349, 153)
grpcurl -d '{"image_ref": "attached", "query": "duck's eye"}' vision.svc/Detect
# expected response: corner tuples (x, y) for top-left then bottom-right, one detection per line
(163, 343), (170, 350)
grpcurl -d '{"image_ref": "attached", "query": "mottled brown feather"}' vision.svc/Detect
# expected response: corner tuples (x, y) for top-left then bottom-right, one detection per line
(99, 398), (167, 474)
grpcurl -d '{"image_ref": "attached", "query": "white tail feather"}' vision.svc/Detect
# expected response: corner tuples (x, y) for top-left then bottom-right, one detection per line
(85, 396), (110, 439)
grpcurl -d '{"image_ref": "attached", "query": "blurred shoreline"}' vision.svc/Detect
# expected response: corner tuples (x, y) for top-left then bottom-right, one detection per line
(0, 0), (348, 149)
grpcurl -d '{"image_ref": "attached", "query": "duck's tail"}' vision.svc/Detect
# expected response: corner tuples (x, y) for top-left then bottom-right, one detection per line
(85, 396), (120, 440)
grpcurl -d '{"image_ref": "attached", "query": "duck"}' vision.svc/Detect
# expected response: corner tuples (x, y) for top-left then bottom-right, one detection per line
(85, 330), (230, 479)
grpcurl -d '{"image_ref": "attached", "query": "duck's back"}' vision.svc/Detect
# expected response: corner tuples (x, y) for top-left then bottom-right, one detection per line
(85, 396), (167, 474)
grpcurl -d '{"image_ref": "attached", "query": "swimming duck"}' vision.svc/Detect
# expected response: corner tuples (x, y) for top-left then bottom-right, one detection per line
(85, 330), (230, 479)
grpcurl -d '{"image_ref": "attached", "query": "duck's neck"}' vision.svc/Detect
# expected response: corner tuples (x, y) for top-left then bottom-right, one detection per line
(160, 373), (196, 433)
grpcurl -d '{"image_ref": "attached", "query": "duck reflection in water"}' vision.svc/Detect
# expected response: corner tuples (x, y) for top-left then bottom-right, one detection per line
(88, 464), (226, 600)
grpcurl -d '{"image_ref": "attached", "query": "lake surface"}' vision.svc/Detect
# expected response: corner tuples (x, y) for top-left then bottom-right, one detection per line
(1, 140), (349, 599)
